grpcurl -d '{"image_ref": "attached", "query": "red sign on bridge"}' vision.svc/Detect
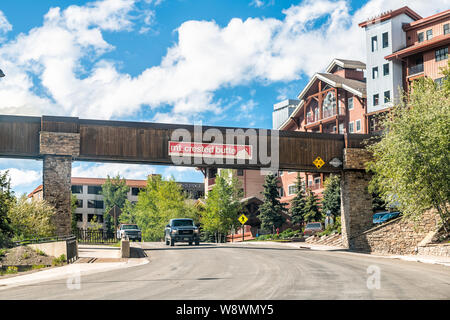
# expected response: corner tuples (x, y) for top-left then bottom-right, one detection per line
(168, 141), (252, 160)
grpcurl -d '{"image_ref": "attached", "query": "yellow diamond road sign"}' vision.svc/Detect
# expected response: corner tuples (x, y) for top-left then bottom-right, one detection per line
(238, 214), (248, 225)
(313, 156), (325, 169)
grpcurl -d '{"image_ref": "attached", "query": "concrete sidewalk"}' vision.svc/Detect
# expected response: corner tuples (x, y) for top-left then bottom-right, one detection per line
(78, 244), (121, 259)
(0, 243), (149, 290)
(237, 241), (450, 267)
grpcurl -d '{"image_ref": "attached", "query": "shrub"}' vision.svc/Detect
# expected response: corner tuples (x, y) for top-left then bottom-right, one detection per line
(6, 266), (18, 274)
(32, 264), (46, 270)
(0, 248), (7, 257)
(52, 254), (66, 266)
(22, 252), (30, 259)
(35, 249), (46, 256)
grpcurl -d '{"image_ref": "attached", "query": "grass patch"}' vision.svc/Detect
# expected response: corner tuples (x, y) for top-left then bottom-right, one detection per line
(31, 264), (46, 270)
(35, 249), (46, 256)
(52, 254), (66, 266)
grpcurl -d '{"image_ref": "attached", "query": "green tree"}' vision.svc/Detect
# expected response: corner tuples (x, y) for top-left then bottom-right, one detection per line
(304, 189), (322, 223)
(202, 170), (243, 242)
(367, 71), (450, 232)
(101, 175), (130, 233)
(259, 173), (286, 233)
(0, 171), (14, 247)
(321, 175), (341, 219)
(132, 175), (197, 241)
(290, 174), (307, 227)
(71, 194), (78, 234)
(8, 195), (56, 240)
(88, 215), (103, 231)
(118, 200), (137, 224)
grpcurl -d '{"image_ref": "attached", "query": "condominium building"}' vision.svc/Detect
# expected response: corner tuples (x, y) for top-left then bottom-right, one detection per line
(275, 58), (367, 206)
(28, 176), (204, 229)
(385, 9), (450, 88)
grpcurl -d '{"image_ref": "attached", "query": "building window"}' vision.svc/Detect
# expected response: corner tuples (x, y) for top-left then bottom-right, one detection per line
(314, 177), (321, 186)
(426, 29), (433, 40)
(88, 200), (104, 209)
(384, 90), (391, 103)
(237, 169), (244, 176)
(76, 200), (83, 208)
(131, 187), (140, 196)
(96, 215), (104, 223)
(339, 123), (344, 134)
(372, 66), (378, 79)
(87, 185), (102, 195)
(382, 32), (389, 48)
(356, 119), (361, 132)
(349, 121), (354, 133)
(435, 77), (448, 87)
(383, 63), (389, 76)
(418, 32), (424, 43)
(348, 97), (354, 110)
(288, 185), (298, 196)
(71, 185), (83, 194)
(76, 214), (83, 222)
(332, 125), (336, 133)
(445, 24), (450, 35)
(278, 187), (284, 197)
(435, 47), (448, 62)
(371, 36), (378, 52)
(373, 94), (379, 106)
(308, 180), (313, 187)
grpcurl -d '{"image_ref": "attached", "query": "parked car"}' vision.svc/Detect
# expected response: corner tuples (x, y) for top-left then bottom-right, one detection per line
(303, 222), (323, 236)
(165, 218), (200, 246)
(373, 211), (401, 224)
(117, 224), (142, 242)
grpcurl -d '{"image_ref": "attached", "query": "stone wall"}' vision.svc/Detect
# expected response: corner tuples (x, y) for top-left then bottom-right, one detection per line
(340, 170), (373, 249)
(350, 209), (441, 255)
(417, 243), (450, 257)
(40, 131), (80, 156)
(43, 156), (72, 236)
(343, 148), (373, 170)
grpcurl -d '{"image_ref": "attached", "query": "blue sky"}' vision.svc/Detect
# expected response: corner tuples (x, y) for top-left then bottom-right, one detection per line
(0, 0), (448, 196)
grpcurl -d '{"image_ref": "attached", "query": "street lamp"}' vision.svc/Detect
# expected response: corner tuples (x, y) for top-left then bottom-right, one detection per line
(0, 69), (5, 77)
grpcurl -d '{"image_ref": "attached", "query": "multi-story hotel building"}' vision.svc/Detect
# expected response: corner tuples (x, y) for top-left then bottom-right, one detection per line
(275, 58), (367, 206)
(385, 9), (449, 88)
(359, 6), (449, 131)
(28, 176), (204, 230)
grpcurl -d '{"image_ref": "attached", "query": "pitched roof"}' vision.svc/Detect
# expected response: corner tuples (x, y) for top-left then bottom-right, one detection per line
(278, 71), (366, 131)
(385, 33), (450, 60)
(358, 6), (422, 28)
(325, 59), (366, 73)
(403, 9), (450, 31)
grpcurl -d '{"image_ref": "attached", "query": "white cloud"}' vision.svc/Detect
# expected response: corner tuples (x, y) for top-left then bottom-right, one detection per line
(0, 168), (40, 188)
(0, 0), (448, 123)
(250, 0), (274, 8)
(72, 162), (155, 180)
(0, 10), (12, 42)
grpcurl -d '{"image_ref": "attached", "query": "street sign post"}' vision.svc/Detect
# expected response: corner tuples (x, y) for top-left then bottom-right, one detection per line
(238, 214), (248, 242)
(313, 156), (325, 169)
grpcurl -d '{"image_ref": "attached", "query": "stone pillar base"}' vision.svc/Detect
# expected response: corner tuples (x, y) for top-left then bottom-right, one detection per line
(43, 155), (72, 236)
(340, 170), (373, 249)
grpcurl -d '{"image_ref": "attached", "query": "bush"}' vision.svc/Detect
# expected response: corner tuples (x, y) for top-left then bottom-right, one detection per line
(32, 264), (46, 270)
(6, 266), (18, 274)
(0, 248), (7, 257)
(52, 254), (66, 266)
(35, 249), (46, 256)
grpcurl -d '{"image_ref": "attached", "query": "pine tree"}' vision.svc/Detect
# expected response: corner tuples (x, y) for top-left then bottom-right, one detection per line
(304, 189), (322, 223)
(259, 173), (286, 233)
(321, 174), (341, 219)
(290, 174), (306, 227)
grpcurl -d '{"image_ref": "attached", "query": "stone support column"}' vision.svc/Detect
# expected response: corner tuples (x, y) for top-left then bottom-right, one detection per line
(40, 131), (80, 236)
(340, 148), (373, 249)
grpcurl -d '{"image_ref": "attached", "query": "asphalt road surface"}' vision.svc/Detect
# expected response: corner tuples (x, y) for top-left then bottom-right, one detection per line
(0, 242), (449, 299)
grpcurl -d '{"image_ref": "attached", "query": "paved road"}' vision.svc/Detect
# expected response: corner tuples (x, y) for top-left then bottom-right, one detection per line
(0, 242), (449, 299)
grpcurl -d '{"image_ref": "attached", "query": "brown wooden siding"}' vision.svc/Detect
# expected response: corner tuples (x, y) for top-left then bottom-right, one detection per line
(0, 115), (373, 172)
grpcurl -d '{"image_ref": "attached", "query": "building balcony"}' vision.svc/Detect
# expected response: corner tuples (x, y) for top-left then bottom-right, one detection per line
(407, 63), (424, 77)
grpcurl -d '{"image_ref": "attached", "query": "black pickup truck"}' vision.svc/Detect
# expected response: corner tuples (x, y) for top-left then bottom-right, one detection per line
(165, 218), (200, 246)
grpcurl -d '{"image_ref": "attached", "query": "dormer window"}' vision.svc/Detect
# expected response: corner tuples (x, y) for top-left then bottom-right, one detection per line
(426, 29), (433, 40)
(418, 32), (424, 43)
(371, 36), (378, 52)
